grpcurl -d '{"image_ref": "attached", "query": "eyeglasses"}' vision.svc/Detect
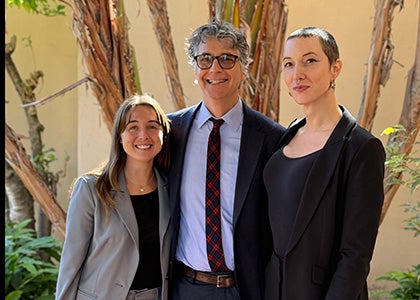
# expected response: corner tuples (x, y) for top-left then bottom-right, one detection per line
(194, 53), (239, 70)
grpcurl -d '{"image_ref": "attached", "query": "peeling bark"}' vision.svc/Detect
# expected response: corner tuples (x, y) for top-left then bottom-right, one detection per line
(5, 124), (67, 240)
(61, 0), (139, 131)
(358, 0), (404, 131)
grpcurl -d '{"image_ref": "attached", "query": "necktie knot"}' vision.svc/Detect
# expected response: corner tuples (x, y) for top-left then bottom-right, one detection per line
(210, 118), (224, 130)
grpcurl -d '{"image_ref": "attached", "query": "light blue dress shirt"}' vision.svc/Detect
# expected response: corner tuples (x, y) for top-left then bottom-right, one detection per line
(176, 99), (243, 272)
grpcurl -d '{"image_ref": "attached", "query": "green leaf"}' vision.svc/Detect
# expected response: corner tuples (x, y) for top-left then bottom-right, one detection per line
(5, 290), (23, 300)
(5, 220), (61, 298)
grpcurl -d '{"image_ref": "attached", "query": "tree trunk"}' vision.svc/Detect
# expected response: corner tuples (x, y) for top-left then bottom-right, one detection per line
(381, 5), (420, 223)
(354, 0), (419, 225)
(246, 0), (288, 122)
(5, 35), (52, 236)
(358, 0), (404, 131)
(5, 123), (67, 240)
(5, 161), (35, 229)
(61, 0), (140, 131)
(145, 0), (186, 110)
(5, 33), (72, 237)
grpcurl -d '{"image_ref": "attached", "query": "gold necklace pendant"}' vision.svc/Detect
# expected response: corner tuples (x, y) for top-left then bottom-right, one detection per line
(125, 172), (156, 193)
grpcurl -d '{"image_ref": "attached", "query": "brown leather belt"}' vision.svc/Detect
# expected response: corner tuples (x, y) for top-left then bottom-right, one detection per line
(181, 264), (236, 288)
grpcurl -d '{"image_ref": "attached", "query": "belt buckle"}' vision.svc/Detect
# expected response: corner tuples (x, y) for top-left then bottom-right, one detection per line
(216, 274), (230, 288)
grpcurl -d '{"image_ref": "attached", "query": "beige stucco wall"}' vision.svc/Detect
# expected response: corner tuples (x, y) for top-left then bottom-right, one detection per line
(5, 7), (78, 212)
(6, 0), (419, 293)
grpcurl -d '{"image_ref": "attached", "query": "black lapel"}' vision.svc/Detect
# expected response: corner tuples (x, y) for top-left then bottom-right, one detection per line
(233, 105), (265, 224)
(286, 107), (356, 254)
(168, 104), (201, 214)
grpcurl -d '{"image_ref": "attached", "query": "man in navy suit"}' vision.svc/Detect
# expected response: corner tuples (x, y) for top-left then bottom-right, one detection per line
(167, 20), (285, 300)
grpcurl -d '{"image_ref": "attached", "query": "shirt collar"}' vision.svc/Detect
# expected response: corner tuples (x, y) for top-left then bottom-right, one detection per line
(197, 98), (243, 131)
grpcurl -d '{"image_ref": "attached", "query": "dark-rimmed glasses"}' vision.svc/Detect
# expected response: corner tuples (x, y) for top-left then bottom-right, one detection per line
(194, 53), (239, 70)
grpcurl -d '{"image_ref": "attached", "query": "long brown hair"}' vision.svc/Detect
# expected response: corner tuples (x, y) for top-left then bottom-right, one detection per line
(94, 94), (170, 216)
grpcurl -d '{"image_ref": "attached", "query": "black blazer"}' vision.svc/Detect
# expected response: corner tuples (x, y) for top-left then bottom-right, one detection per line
(267, 106), (385, 300)
(167, 101), (285, 300)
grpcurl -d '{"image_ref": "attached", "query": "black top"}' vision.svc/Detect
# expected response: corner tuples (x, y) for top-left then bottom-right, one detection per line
(263, 147), (319, 257)
(130, 189), (162, 290)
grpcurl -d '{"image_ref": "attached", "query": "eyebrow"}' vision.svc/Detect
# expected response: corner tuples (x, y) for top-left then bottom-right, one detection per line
(149, 120), (161, 125)
(197, 52), (237, 56)
(283, 51), (318, 61)
(127, 119), (160, 124)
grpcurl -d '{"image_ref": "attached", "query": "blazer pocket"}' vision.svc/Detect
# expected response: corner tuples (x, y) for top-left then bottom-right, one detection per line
(113, 279), (125, 288)
(311, 264), (327, 286)
(77, 287), (98, 299)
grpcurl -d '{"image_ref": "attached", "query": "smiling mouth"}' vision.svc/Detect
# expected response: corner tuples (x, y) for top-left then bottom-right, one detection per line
(135, 144), (152, 150)
(207, 79), (228, 84)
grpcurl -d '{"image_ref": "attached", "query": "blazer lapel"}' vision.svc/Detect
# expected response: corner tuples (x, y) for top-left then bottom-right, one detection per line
(114, 171), (140, 250)
(233, 105), (264, 224)
(168, 104), (200, 214)
(156, 168), (171, 282)
(157, 169), (170, 244)
(286, 107), (356, 254)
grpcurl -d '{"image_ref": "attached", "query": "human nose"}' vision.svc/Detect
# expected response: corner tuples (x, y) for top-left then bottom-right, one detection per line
(209, 57), (223, 70)
(292, 65), (305, 84)
(137, 127), (149, 139)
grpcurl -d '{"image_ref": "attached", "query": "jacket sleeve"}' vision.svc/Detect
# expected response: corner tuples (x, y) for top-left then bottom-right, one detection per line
(55, 176), (96, 300)
(326, 137), (385, 300)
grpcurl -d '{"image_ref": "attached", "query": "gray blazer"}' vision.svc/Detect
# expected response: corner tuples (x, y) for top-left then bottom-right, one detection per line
(55, 169), (171, 300)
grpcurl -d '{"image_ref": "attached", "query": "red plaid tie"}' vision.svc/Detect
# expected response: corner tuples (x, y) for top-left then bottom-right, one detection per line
(206, 118), (229, 272)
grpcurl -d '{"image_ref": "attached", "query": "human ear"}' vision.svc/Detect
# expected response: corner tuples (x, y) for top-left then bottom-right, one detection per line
(331, 59), (343, 80)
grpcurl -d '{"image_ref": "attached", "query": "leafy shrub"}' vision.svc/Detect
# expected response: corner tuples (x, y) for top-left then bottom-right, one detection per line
(374, 125), (420, 299)
(382, 125), (419, 193)
(376, 265), (420, 300)
(5, 219), (62, 300)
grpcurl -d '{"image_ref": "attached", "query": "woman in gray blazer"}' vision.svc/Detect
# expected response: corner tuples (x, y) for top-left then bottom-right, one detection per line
(263, 27), (385, 299)
(56, 94), (172, 300)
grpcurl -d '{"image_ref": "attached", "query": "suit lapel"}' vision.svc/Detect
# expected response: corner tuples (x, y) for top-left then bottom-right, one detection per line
(233, 105), (264, 224)
(286, 108), (356, 254)
(168, 104), (200, 214)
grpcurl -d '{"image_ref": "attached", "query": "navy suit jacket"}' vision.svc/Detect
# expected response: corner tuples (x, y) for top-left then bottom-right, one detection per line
(167, 101), (285, 300)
